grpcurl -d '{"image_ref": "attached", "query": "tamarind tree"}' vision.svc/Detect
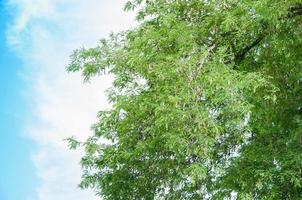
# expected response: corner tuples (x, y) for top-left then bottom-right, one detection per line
(67, 1), (302, 199)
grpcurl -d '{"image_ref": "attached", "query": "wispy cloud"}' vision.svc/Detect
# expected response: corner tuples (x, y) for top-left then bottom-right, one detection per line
(6, 0), (135, 199)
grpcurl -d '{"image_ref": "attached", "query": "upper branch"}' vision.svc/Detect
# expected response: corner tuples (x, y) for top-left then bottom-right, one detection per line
(233, 3), (302, 66)
(288, 3), (302, 18)
(234, 33), (265, 65)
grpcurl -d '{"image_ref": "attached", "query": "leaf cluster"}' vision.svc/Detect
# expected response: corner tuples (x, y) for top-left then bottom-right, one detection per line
(68, 1), (302, 199)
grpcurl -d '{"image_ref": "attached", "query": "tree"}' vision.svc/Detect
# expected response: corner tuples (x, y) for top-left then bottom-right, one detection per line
(67, 1), (302, 199)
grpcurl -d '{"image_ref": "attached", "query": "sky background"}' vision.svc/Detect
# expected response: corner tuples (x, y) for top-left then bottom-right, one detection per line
(0, 1), (38, 199)
(0, 0), (135, 199)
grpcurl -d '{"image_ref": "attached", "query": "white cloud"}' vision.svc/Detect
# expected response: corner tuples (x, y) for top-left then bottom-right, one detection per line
(6, 0), (136, 199)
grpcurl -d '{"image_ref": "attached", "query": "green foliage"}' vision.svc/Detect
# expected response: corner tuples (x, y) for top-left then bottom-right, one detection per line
(68, 1), (302, 199)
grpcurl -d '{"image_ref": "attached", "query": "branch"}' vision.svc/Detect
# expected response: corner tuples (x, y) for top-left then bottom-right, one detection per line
(233, 3), (302, 66)
(288, 3), (302, 18)
(234, 33), (265, 65)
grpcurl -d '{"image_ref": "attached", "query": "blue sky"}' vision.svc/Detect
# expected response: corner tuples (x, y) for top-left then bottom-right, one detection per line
(0, 1), (135, 199)
(0, 1), (37, 200)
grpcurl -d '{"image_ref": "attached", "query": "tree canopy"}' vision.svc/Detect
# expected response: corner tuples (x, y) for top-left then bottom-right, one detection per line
(67, 1), (302, 199)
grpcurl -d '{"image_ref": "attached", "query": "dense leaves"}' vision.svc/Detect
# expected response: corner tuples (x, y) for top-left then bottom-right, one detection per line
(67, 1), (302, 199)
